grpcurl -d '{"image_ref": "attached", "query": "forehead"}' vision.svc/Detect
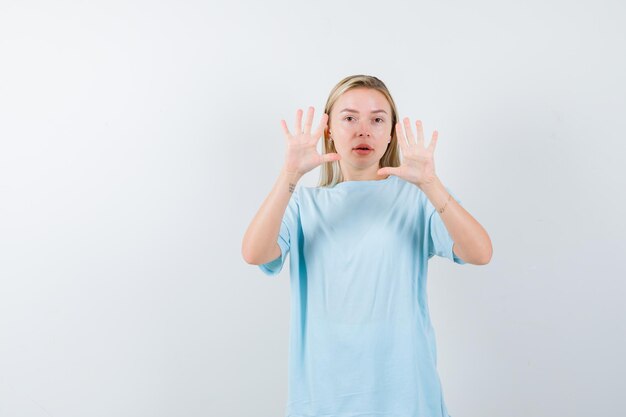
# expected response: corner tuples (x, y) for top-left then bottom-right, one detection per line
(333, 88), (391, 113)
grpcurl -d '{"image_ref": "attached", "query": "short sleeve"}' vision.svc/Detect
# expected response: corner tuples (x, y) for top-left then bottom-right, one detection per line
(258, 189), (300, 276)
(427, 187), (466, 265)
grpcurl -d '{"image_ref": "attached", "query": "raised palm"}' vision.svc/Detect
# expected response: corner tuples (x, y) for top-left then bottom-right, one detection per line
(378, 118), (439, 188)
(281, 107), (341, 176)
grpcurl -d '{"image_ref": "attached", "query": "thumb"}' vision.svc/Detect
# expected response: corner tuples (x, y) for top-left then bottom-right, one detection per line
(377, 167), (397, 176)
(321, 153), (341, 163)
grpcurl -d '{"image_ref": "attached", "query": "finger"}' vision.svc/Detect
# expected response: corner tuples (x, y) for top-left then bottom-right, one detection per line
(312, 113), (329, 139)
(280, 119), (291, 139)
(377, 167), (397, 177)
(415, 120), (425, 147)
(396, 122), (408, 152)
(303, 106), (314, 135)
(428, 130), (438, 152)
(404, 117), (418, 147)
(294, 109), (303, 135)
(321, 152), (341, 163)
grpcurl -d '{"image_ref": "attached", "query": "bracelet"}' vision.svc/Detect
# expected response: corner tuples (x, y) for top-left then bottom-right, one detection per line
(438, 193), (452, 214)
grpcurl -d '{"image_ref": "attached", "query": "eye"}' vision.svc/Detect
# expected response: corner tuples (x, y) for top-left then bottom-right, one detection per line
(344, 116), (356, 122)
(374, 117), (385, 123)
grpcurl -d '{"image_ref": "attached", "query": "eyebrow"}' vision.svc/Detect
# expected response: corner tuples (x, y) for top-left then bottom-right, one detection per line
(339, 108), (388, 114)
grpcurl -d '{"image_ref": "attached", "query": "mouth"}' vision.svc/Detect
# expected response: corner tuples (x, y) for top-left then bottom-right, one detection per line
(352, 144), (373, 151)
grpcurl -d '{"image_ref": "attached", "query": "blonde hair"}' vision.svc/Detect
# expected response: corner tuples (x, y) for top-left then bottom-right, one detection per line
(317, 75), (401, 188)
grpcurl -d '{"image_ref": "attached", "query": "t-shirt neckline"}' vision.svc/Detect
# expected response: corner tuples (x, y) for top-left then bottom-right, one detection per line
(332, 175), (393, 189)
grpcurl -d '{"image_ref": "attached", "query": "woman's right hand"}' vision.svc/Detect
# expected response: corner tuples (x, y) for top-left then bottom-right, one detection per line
(280, 107), (341, 176)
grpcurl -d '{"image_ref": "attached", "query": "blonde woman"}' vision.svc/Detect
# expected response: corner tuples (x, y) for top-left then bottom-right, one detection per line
(242, 75), (492, 417)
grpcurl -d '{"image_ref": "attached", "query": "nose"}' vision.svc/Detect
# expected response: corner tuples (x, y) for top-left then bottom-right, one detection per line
(357, 120), (370, 136)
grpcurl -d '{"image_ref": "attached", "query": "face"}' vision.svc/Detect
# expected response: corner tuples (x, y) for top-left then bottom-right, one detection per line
(328, 88), (393, 173)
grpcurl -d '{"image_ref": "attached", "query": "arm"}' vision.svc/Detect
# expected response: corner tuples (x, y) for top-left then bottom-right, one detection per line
(420, 177), (493, 265)
(241, 169), (302, 265)
(242, 107), (340, 266)
(377, 118), (492, 265)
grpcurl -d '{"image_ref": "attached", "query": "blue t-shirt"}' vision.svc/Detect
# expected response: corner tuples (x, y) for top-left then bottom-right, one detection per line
(259, 174), (466, 417)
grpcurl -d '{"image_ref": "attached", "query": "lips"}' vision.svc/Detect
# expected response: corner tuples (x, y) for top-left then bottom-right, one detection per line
(353, 143), (373, 150)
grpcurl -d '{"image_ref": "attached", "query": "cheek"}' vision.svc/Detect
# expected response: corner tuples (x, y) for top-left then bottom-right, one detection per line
(374, 123), (392, 134)
(334, 124), (352, 134)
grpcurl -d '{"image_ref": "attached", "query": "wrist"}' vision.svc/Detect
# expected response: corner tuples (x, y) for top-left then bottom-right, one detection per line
(416, 175), (441, 192)
(281, 167), (303, 183)
(418, 177), (452, 213)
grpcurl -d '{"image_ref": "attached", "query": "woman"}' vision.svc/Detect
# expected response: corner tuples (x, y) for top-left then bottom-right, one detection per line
(242, 75), (492, 417)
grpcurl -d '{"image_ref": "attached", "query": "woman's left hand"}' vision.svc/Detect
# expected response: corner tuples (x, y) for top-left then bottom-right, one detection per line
(377, 118), (439, 189)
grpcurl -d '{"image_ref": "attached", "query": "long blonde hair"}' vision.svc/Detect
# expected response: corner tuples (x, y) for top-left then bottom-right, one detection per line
(317, 75), (401, 188)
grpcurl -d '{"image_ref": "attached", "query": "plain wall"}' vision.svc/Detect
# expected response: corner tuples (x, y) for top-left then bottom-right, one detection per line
(1, 0), (625, 416)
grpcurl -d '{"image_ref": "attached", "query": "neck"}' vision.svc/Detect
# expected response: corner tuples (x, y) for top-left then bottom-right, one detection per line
(341, 163), (389, 182)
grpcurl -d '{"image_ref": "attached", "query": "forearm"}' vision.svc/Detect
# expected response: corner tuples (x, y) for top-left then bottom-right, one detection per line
(419, 177), (492, 265)
(241, 169), (301, 265)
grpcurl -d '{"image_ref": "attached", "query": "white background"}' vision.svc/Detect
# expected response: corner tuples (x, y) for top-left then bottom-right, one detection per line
(1, 0), (625, 416)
